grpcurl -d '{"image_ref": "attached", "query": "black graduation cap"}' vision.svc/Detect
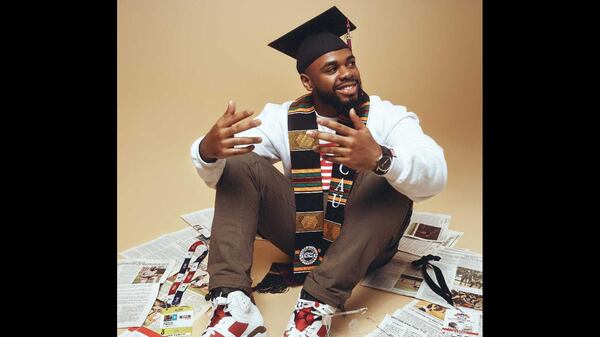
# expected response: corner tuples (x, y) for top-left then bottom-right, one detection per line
(268, 6), (356, 73)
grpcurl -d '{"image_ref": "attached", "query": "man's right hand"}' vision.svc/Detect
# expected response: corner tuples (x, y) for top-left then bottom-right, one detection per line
(199, 100), (263, 162)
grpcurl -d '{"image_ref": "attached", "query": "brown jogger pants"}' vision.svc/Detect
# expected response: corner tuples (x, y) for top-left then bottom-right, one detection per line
(206, 152), (413, 308)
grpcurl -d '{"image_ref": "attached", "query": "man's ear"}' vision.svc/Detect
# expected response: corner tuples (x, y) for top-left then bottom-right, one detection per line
(300, 73), (312, 92)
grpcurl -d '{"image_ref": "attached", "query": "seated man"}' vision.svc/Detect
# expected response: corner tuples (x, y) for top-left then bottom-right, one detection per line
(190, 6), (447, 337)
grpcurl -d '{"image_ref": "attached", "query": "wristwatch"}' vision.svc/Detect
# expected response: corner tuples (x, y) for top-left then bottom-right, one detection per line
(373, 145), (396, 176)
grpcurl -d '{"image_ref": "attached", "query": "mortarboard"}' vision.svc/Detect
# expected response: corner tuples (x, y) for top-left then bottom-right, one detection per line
(268, 6), (356, 73)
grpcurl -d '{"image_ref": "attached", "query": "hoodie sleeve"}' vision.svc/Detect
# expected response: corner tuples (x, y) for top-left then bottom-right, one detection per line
(376, 100), (448, 202)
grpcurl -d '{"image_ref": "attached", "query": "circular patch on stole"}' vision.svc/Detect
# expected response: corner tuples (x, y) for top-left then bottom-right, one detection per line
(299, 246), (319, 265)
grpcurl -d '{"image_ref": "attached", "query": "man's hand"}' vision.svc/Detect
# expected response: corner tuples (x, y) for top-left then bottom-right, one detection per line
(199, 100), (263, 162)
(306, 108), (382, 171)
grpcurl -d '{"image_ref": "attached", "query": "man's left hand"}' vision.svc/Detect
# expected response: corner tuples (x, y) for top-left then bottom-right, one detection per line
(306, 108), (382, 172)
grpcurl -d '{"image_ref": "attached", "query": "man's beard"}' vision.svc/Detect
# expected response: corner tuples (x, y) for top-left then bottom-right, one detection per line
(314, 81), (364, 114)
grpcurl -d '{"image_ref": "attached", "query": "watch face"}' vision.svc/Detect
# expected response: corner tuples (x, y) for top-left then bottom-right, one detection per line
(379, 156), (392, 171)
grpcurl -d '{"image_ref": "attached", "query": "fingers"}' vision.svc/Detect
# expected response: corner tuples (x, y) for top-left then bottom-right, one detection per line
(223, 109), (255, 127)
(223, 118), (262, 137)
(349, 108), (365, 130)
(313, 145), (350, 157)
(316, 118), (355, 135)
(223, 145), (255, 156)
(224, 100), (236, 116)
(321, 154), (348, 165)
(222, 136), (263, 147)
(306, 130), (350, 146)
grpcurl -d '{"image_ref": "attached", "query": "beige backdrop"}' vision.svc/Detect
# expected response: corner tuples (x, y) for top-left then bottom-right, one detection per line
(118, 1), (481, 334)
(118, 0), (481, 255)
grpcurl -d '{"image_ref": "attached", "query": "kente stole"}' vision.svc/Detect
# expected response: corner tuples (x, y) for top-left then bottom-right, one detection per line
(287, 92), (370, 282)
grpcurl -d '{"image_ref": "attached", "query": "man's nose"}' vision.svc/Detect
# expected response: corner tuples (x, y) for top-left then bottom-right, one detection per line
(338, 65), (353, 80)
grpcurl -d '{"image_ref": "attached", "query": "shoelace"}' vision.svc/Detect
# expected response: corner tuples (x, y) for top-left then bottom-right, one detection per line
(203, 296), (232, 336)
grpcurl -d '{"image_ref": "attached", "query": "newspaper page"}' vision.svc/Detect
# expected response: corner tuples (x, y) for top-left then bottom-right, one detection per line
(441, 307), (481, 337)
(117, 259), (176, 285)
(361, 251), (422, 297)
(180, 208), (214, 238)
(404, 300), (447, 325)
(118, 283), (161, 328)
(398, 236), (443, 257)
(391, 305), (445, 337)
(442, 248), (483, 311)
(399, 212), (452, 256)
(362, 250), (461, 308)
(119, 228), (209, 271)
(365, 314), (427, 337)
(117, 259), (177, 328)
(142, 278), (212, 331)
(414, 252), (460, 309)
(404, 212), (451, 240)
(439, 230), (464, 249)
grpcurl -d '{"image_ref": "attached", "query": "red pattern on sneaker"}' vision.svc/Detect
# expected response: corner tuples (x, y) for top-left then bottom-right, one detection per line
(209, 305), (231, 328)
(209, 333), (225, 337)
(294, 307), (318, 331)
(316, 325), (327, 337)
(228, 322), (249, 337)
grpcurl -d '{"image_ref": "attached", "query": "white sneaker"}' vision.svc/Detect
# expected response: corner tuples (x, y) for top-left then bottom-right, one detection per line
(282, 297), (337, 337)
(201, 290), (268, 337)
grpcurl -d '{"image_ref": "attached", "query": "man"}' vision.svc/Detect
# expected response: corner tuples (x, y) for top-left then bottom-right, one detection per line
(190, 7), (447, 337)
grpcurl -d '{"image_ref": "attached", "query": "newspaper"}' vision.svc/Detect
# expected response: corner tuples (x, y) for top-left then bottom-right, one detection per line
(180, 208), (214, 238)
(118, 259), (176, 285)
(403, 212), (451, 241)
(361, 250), (458, 308)
(141, 278), (212, 331)
(365, 314), (427, 337)
(367, 299), (483, 337)
(442, 248), (483, 311)
(119, 229), (213, 332)
(118, 284), (161, 328)
(439, 230), (464, 249)
(119, 227), (207, 270)
(441, 307), (481, 337)
(399, 212), (460, 256)
(363, 247), (483, 309)
(390, 303), (445, 337)
(117, 259), (177, 328)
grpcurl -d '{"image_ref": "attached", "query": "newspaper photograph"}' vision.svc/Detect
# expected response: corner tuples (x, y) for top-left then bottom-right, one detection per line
(410, 300), (449, 322)
(442, 248), (483, 311)
(404, 212), (451, 240)
(398, 212), (454, 256)
(441, 307), (481, 337)
(118, 259), (176, 285)
(142, 278), (212, 332)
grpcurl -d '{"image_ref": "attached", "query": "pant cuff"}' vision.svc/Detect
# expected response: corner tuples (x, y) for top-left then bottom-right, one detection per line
(208, 275), (253, 296)
(302, 276), (345, 309)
